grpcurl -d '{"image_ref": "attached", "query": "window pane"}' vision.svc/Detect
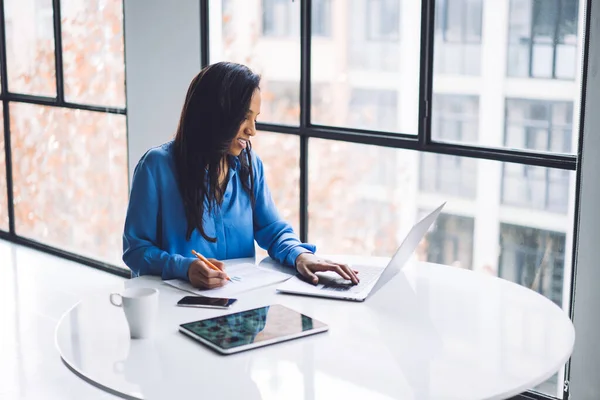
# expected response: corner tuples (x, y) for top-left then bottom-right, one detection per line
(508, 0), (580, 79)
(434, 0), (483, 75)
(210, 0), (300, 126)
(4, 0), (56, 96)
(312, 0), (332, 37)
(311, 0), (420, 134)
(10, 103), (128, 266)
(308, 138), (573, 293)
(0, 109), (6, 231)
(430, 94), (479, 144)
(61, 0), (126, 108)
(251, 131), (300, 258)
(251, 131), (300, 234)
(437, 0), (582, 151)
(306, 138), (573, 396)
(423, 212), (474, 269)
(506, 99), (573, 154)
(499, 224), (565, 306)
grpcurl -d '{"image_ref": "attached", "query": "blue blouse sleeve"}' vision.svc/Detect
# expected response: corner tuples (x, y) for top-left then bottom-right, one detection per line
(252, 152), (316, 267)
(122, 157), (194, 281)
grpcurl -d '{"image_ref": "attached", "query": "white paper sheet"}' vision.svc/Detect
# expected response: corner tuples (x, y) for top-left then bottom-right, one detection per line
(164, 263), (292, 298)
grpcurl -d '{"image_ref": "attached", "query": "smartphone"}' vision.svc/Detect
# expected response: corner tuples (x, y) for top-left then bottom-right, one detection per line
(177, 296), (237, 309)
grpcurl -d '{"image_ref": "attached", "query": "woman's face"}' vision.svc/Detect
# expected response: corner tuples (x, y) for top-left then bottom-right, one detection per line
(228, 89), (261, 157)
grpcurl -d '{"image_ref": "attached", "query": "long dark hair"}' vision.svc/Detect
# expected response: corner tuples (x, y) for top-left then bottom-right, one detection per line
(174, 62), (260, 242)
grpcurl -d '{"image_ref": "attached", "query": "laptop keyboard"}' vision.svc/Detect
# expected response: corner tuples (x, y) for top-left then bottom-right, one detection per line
(320, 265), (383, 293)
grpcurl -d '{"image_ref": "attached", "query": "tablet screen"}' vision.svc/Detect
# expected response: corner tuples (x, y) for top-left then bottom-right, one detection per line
(180, 304), (327, 351)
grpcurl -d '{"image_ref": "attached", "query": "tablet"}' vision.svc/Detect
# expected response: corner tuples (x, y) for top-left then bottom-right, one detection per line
(178, 304), (328, 354)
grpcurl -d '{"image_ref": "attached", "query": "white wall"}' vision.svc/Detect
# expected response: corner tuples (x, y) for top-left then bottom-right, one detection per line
(569, 1), (600, 398)
(123, 0), (201, 183)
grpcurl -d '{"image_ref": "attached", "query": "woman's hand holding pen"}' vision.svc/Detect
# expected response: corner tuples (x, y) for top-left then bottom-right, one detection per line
(187, 258), (228, 289)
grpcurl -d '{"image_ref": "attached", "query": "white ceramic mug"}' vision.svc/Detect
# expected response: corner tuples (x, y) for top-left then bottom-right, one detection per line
(110, 288), (159, 339)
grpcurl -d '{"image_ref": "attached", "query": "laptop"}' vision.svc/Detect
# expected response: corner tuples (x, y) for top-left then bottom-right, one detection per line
(276, 202), (446, 301)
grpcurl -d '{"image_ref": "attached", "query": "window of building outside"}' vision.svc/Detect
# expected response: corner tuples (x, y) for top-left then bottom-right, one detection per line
(262, 0), (331, 37)
(499, 223), (565, 306)
(508, 0), (579, 79)
(503, 99), (572, 213)
(421, 95), (478, 198)
(366, 0), (400, 41)
(1, 0), (127, 266)
(348, 88), (398, 132)
(423, 213), (475, 269)
(434, 0), (483, 75)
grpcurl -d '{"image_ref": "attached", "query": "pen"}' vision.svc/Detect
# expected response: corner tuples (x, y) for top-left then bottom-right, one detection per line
(191, 250), (232, 282)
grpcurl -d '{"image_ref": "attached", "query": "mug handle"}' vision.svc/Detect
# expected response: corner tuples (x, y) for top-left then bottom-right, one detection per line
(110, 293), (123, 307)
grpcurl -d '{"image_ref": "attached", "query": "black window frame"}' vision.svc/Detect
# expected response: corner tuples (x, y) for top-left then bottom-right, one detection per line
(200, 2), (592, 398)
(0, 0), (129, 278)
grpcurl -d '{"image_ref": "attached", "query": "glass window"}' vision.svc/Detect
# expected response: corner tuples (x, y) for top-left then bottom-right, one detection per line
(304, 138), (575, 397)
(422, 212), (475, 269)
(4, 0), (57, 96)
(366, 0), (400, 41)
(437, 0), (482, 43)
(507, 0), (579, 79)
(251, 131), (300, 234)
(431, 94), (479, 143)
(61, 0), (126, 107)
(503, 99), (573, 213)
(311, 0), (420, 134)
(213, 0), (300, 126)
(251, 131), (300, 259)
(499, 223), (566, 307)
(0, 109), (6, 231)
(312, 0), (332, 37)
(348, 89), (398, 132)
(422, 95), (478, 198)
(420, 153), (477, 198)
(307, 139), (573, 305)
(262, 0), (330, 37)
(10, 103), (128, 265)
(502, 163), (570, 213)
(505, 99), (573, 154)
(434, 0), (483, 75)
(262, 0), (297, 37)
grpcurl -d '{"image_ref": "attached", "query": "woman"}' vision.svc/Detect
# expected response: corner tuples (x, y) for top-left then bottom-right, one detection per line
(123, 62), (358, 289)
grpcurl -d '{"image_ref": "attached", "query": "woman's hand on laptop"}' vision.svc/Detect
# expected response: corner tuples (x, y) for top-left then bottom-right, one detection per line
(295, 253), (359, 285)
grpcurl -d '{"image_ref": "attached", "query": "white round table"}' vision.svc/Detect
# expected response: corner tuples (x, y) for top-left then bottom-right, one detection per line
(55, 257), (574, 400)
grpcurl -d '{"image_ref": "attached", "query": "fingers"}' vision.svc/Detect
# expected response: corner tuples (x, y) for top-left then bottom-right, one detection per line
(323, 264), (352, 281)
(340, 264), (360, 284)
(189, 260), (227, 289)
(208, 258), (225, 271)
(298, 264), (319, 285)
(196, 261), (228, 280)
(315, 262), (359, 284)
(189, 271), (227, 289)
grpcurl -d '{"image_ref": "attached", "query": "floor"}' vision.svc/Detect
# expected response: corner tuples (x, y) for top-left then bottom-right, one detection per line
(0, 239), (124, 400)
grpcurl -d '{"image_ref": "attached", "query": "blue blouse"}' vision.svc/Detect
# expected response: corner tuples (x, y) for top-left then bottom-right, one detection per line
(122, 141), (315, 281)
